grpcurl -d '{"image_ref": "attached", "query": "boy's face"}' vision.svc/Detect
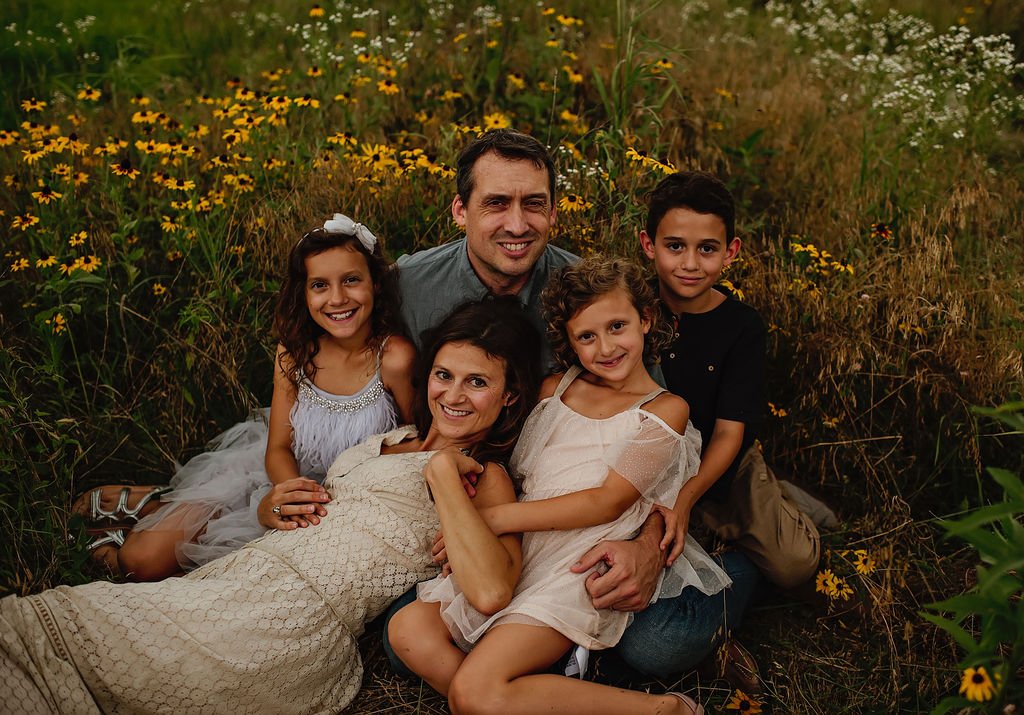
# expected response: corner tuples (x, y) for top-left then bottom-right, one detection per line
(640, 207), (740, 314)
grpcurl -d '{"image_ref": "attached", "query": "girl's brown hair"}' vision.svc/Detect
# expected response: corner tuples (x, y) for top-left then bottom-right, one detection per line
(541, 255), (672, 371)
(274, 226), (404, 386)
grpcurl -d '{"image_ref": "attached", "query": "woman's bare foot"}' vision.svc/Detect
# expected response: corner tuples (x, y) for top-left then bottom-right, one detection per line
(72, 485), (168, 525)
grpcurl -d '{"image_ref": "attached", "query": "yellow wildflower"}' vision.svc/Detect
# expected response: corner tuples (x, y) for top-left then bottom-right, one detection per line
(68, 231), (88, 247)
(483, 112), (511, 130)
(77, 85), (102, 101)
(36, 255), (58, 268)
(309, 4), (324, 17)
(558, 194), (592, 212)
(152, 282), (168, 296)
(12, 214), (40, 231)
(79, 255), (102, 273)
(21, 98), (47, 112)
(46, 313), (67, 334)
(9, 257), (29, 272)
(377, 80), (399, 95)
(32, 184), (62, 204)
(959, 666), (996, 702)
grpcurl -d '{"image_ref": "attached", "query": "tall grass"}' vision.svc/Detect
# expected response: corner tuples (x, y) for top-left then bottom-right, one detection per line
(1, 0), (1022, 711)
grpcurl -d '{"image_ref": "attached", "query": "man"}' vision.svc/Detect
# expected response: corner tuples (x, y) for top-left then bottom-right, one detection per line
(396, 128), (575, 363)
(387, 129), (758, 691)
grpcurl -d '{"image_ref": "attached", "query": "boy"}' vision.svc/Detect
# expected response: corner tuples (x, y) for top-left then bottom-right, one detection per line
(639, 171), (822, 681)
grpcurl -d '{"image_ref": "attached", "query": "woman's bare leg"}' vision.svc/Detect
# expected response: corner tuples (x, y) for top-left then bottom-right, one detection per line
(448, 624), (697, 715)
(387, 599), (467, 695)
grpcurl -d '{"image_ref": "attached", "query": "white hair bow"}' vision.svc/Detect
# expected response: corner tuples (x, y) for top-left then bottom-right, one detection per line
(322, 213), (377, 252)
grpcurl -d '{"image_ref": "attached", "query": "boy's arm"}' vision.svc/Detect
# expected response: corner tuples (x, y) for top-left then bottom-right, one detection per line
(671, 417), (745, 514)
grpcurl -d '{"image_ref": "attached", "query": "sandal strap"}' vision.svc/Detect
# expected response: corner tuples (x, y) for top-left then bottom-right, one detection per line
(89, 529), (126, 550)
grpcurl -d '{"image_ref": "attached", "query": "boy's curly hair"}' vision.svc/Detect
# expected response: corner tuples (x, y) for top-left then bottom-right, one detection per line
(541, 255), (672, 371)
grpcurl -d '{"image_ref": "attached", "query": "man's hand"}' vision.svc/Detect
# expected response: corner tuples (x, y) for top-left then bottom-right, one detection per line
(570, 532), (667, 611)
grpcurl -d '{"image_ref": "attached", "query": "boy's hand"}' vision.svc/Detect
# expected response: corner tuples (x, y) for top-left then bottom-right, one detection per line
(651, 503), (689, 566)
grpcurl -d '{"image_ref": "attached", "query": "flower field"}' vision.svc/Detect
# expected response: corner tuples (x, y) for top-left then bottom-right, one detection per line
(1, 0), (1022, 711)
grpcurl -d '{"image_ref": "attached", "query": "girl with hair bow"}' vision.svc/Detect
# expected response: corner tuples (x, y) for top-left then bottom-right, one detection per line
(76, 214), (416, 581)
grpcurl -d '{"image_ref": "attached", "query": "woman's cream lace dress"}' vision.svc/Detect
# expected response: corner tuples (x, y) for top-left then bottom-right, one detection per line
(0, 426), (438, 714)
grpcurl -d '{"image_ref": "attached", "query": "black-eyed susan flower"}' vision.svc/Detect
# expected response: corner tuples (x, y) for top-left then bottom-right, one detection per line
(68, 231), (87, 247)
(262, 157), (286, 170)
(359, 143), (397, 172)
(166, 177), (196, 191)
(77, 85), (102, 101)
(36, 255), (58, 268)
(652, 58), (674, 72)
(0, 129), (19, 146)
(327, 131), (357, 147)
(506, 72), (526, 90)
(152, 171), (170, 187)
(21, 146), (47, 164)
(959, 666), (996, 702)
(562, 65), (583, 84)
(21, 98), (47, 112)
(9, 257), (29, 272)
(719, 279), (745, 301)
(73, 171), (89, 186)
(483, 112), (511, 130)
(46, 313), (67, 334)
(724, 689), (763, 713)
(377, 80), (399, 96)
(130, 94), (151, 106)
(307, 65), (323, 78)
(12, 213), (40, 231)
(131, 110), (159, 124)
(222, 127), (248, 145)
(714, 87), (736, 101)
(226, 77), (243, 89)
(51, 163), (72, 179)
(871, 222), (893, 240)
(170, 199), (193, 211)
(309, 3), (324, 17)
(294, 94), (320, 108)
(265, 95), (291, 112)
(350, 29), (367, 39)
(79, 255), (102, 273)
(558, 194), (592, 212)
(166, 249), (184, 261)
(161, 215), (180, 233)
(441, 90), (463, 101)
(853, 550), (876, 575)
(152, 282), (168, 296)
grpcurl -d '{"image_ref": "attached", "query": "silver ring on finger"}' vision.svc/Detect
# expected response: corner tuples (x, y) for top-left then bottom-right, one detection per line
(272, 505), (282, 515)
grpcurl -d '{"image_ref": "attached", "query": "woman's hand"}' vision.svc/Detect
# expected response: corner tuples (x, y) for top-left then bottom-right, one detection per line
(257, 477), (331, 530)
(651, 503), (689, 566)
(425, 449), (483, 498)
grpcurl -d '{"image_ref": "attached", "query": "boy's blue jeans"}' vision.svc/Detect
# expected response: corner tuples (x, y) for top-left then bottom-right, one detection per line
(381, 550), (761, 681)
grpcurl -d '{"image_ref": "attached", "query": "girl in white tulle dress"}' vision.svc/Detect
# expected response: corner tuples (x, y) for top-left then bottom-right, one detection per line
(88, 214), (416, 580)
(390, 257), (729, 715)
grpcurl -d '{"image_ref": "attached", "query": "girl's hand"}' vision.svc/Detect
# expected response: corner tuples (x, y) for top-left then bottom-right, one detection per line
(651, 503), (689, 566)
(431, 530), (453, 576)
(426, 449), (483, 498)
(257, 477), (331, 530)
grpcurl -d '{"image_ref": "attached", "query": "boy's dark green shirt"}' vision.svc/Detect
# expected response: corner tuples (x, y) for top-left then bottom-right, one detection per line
(657, 285), (767, 503)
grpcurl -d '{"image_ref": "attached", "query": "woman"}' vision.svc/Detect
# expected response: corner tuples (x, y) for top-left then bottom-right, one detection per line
(0, 297), (541, 715)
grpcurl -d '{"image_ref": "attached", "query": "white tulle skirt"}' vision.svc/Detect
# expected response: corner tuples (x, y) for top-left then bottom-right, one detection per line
(134, 409), (291, 570)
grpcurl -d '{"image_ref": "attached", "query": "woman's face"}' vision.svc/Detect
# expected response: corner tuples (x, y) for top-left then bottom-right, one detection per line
(426, 341), (510, 448)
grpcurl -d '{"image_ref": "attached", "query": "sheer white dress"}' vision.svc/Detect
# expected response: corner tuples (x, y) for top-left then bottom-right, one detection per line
(136, 357), (396, 569)
(418, 367), (731, 651)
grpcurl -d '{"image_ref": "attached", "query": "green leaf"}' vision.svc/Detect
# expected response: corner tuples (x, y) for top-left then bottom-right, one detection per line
(943, 502), (1022, 535)
(919, 611), (978, 651)
(988, 467), (1024, 500)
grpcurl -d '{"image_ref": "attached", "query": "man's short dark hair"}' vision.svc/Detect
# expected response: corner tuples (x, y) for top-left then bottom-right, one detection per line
(455, 129), (557, 205)
(646, 171), (735, 241)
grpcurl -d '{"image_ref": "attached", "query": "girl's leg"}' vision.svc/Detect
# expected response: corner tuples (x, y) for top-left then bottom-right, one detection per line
(448, 624), (697, 715)
(387, 599), (467, 695)
(117, 503), (211, 581)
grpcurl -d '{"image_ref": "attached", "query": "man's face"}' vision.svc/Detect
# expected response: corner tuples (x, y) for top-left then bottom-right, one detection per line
(452, 152), (556, 295)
